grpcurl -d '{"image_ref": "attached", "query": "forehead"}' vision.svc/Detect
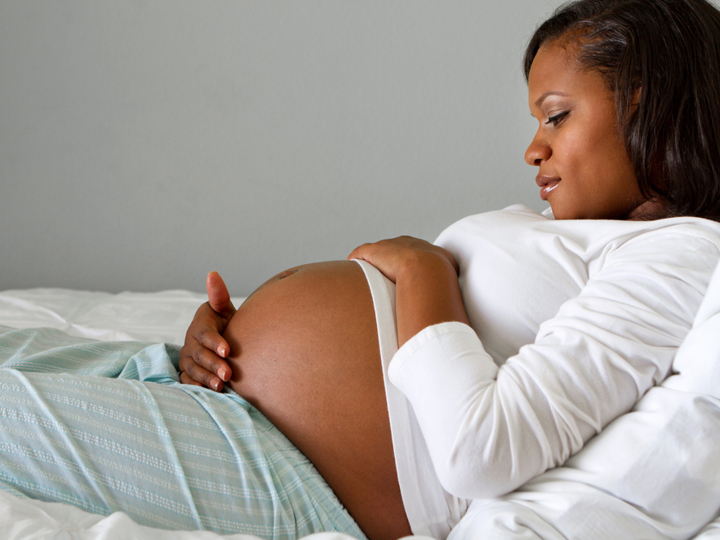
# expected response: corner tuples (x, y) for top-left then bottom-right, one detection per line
(528, 41), (611, 108)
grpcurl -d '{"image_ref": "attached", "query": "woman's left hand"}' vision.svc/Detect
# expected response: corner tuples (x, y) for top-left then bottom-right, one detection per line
(347, 236), (459, 283)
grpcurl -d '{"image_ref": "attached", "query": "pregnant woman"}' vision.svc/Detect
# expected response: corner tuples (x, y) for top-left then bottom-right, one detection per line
(180, 0), (720, 538)
(2, 1), (720, 539)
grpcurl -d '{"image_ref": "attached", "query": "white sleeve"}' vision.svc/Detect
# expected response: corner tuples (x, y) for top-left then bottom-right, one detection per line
(388, 232), (719, 500)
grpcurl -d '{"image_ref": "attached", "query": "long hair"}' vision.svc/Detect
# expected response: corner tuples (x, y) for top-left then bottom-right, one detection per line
(524, 0), (720, 221)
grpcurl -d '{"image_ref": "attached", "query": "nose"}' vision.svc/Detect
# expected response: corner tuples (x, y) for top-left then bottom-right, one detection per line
(524, 130), (551, 166)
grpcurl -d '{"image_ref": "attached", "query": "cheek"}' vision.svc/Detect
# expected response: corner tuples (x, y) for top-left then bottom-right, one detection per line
(594, 133), (637, 192)
(569, 123), (629, 187)
(554, 132), (590, 181)
(587, 112), (632, 173)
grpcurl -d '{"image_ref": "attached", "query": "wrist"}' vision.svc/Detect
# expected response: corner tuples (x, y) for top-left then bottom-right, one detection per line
(395, 249), (458, 286)
(394, 252), (468, 345)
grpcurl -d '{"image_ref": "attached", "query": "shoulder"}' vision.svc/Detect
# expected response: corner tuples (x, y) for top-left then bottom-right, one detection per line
(623, 218), (720, 248)
(600, 218), (720, 270)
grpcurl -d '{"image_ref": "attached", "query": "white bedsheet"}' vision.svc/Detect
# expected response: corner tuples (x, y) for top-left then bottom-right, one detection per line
(0, 489), (358, 540)
(0, 288), (243, 345)
(1, 286), (720, 540)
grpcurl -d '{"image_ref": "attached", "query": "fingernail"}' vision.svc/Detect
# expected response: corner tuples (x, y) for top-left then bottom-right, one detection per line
(211, 379), (221, 391)
(218, 368), (230, 381)
(217, 346), (227, 357)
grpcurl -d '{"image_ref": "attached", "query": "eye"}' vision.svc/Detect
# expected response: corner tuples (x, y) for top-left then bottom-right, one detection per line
(545, 111), (569, 127)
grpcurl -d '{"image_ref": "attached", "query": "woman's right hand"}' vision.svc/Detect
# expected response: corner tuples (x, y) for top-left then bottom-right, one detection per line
(179, 271), (236, 391)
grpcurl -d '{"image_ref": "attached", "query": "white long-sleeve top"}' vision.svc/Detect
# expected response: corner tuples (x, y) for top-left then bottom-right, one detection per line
(449, 259), (720, 540)
(385, 205), (720, 534)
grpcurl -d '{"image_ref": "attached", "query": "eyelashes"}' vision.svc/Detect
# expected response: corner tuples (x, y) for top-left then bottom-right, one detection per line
(545, 111), (569, 127)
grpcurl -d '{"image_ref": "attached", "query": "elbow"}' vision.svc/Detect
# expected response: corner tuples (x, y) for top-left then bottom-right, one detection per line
(435, 463), (483, 499)
(434, 446), (527, 500)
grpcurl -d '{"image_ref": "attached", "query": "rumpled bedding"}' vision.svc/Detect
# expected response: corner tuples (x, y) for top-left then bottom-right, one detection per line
(0, 289), (388, 540)
(0, 488), (358, 540)
(0, 288), (226, 344)
(1, 285), (720, 539)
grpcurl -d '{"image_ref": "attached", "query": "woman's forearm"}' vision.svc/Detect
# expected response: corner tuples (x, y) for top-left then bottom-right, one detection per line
(347, 236), (471, 346)
(393, 252), (470, 347)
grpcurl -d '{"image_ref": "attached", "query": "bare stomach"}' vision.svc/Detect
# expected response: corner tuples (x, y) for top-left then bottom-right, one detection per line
(222, 261), (411, 540)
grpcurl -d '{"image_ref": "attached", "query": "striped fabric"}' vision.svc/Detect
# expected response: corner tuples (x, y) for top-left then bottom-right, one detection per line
(0, 326), (365, 540)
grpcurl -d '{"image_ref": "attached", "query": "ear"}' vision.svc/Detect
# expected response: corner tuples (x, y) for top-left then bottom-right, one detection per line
(632, 86), (642, 107)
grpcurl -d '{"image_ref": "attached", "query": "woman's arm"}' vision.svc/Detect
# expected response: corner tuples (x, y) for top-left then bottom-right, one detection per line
(347, 236), (470, 345)
(389, 232), (720, 500)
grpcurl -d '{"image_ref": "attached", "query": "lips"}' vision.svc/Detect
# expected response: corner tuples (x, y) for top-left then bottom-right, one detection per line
(536, 175), (561, 201)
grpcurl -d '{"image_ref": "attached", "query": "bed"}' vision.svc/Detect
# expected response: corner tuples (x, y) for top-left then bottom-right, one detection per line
(0, 287), (384, 540)
(1, 284), (720, 540)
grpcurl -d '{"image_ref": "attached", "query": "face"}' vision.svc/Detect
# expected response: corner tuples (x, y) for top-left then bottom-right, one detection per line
(525, 41), (646, 220)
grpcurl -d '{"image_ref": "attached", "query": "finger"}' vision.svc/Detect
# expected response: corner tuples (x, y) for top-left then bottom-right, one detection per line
(179, 371), (204, 387)
(347, 243), (372, 261)
(206, 272), (236, 318)
(195, 322), (232, 360)
(181, 369), (224, 392)
(181, 356), (226, 391)
(182, 343), (233, 381)
(188, 301), (233, 358)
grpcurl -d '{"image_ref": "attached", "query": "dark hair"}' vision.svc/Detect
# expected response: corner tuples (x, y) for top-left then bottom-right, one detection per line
(524, 0), (720, 221)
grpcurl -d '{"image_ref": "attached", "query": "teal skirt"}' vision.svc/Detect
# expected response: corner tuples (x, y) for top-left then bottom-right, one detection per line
(0, 326), (365, 540)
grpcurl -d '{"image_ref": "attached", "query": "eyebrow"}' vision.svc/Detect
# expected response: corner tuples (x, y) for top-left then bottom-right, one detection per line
(534, 91), (570, 108)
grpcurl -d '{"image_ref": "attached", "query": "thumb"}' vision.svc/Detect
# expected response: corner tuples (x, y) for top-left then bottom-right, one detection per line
(206, 271), (236, 317)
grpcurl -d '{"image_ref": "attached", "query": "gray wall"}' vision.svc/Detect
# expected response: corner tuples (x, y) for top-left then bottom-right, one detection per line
(1, 0), (567, 295)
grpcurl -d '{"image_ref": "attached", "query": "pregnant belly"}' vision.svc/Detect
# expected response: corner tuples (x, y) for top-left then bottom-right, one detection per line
(223, 260), (410, 540)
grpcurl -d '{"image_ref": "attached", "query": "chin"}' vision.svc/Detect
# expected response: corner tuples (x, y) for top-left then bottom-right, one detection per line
(547, 204), (572, 220)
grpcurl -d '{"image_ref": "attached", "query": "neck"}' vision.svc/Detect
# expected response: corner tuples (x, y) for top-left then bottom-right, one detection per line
(626, 198), (668, 221)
